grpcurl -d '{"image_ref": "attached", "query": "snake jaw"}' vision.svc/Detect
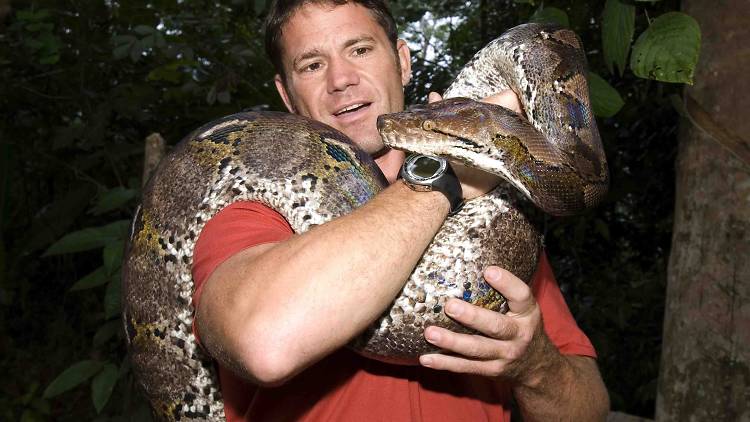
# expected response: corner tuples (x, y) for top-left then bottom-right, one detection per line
(378, 98), (503, 162)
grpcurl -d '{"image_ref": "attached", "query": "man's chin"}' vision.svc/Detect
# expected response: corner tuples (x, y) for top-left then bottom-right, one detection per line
(342, 133), (385, 157)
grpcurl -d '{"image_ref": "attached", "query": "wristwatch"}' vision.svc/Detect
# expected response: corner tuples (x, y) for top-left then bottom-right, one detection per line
(400, 154), (464, 215)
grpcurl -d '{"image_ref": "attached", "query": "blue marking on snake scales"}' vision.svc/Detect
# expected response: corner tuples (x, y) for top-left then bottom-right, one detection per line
(566, 99), (587, 128)
(326, 143), (351, 162)
(336, 167), (378, 205)
(520, 164), (534, 181)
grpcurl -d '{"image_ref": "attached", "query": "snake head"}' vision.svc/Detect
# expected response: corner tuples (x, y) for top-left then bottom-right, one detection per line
(378, 97), (534, 177)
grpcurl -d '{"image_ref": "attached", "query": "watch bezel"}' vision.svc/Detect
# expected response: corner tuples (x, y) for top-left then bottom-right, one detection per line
(401, 154), (448, 185)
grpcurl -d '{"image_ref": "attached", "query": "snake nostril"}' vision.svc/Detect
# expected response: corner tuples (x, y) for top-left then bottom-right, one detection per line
(378, 116), (393, 132)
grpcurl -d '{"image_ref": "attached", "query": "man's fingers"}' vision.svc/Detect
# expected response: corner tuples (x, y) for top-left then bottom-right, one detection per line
(442, 298), (517, 339)
(423, 325), (512, 360)
(483, 266), (536, 315)
(428, 91), (443, 103)
(481, 90), (523, 115)
(419, 352), (505, 376)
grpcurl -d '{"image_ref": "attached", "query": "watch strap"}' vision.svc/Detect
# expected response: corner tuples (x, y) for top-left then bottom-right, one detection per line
(400, 154), (464, 216)
(435, 162), (464, 216)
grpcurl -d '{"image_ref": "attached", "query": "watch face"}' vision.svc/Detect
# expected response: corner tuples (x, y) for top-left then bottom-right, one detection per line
(406, 155), (446, 182)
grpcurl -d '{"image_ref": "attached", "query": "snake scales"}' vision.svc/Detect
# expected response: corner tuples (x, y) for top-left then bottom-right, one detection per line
(122, 23), (608, 421)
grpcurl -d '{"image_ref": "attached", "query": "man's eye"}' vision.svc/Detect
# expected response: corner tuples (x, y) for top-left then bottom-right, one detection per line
(304, 62), (321, 72)
(354, 47), (370, 56)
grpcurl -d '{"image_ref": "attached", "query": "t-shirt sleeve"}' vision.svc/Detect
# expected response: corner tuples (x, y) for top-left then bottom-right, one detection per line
(191, 201), (294, 341)
(531, 252), (597, 358)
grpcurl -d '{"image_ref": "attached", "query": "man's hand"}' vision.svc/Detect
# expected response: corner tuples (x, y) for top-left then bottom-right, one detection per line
(418, 266), (554, 384)
(427, 91), (523, 200)
(419, 266), (609, 420)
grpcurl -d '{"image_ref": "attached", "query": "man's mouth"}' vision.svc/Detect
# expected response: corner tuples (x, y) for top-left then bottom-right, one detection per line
(333, 102), (371, 116)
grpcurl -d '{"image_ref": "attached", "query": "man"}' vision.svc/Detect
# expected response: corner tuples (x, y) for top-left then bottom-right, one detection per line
(192, 0), (610, 420)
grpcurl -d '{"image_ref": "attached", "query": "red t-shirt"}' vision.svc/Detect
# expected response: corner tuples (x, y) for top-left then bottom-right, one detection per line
(193, 201), (596, 422)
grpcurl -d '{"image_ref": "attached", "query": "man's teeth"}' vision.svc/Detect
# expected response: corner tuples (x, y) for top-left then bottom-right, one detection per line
(336, 103), (366, 115)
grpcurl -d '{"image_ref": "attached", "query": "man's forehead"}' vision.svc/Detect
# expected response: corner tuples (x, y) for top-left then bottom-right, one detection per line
(279, 2), (386, 59)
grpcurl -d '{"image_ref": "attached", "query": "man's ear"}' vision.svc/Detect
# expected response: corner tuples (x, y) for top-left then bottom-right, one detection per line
(396, 39), (412, 87)
(274, 74), (296, 113)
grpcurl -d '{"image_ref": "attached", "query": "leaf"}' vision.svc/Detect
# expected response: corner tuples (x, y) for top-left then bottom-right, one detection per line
(133, 25), (153, 35)
(22, 185), (95, 254)
(104, 275), (121, 319)
(602, 0), (635, 75)
(16, 9), (36, 21)
(113, 42), (133, 60)
(154, 32), (167, 49)
(130, 40), (144, 62)
(588, 72), (624, 118)
(595, 219), (611, 241)
(43, 360), (103, 398)
(91, 363), (118, 413)
(630, 12), (701, 84)
(147, 59), (198, 84)
(112, 34), (137, 44)
(26, 22), (54, 32)
(90, 187), (137, 215)
(70, 266), (109, 291)
(43, 220), (129, 256)
(102, 241), (123, 275)
(529, 7), (569, 28)
(93, 321), (122, 347)
(39, 53), (60, 65)
(141, 34), (155, 49)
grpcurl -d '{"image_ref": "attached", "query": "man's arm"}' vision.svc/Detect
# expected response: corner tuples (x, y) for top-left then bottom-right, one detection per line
(197, 181), (452, 386)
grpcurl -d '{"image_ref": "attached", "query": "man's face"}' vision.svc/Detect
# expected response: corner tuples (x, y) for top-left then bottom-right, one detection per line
(274, 2), (411, 156)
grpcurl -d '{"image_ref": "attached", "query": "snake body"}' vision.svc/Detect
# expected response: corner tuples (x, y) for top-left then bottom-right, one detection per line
(122, 23), (607, 421)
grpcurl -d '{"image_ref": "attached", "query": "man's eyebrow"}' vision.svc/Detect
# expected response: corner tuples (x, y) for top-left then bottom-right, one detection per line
(292, 35), (377, 68)
(293, 48), (324, 68)
(343, 35), (376, 49)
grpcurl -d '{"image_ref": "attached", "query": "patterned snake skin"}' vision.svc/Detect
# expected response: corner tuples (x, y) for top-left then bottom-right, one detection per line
(122, 23), (608, 421)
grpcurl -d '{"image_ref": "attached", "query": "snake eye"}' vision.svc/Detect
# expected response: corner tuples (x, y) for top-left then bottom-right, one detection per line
(422, 120), (435, 131)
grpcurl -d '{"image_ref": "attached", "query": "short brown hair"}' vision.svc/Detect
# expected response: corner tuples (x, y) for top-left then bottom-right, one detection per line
(264, 0), (399, 80)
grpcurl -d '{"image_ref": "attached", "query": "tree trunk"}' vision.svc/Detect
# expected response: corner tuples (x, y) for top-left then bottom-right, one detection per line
(656, 0), (750, 420)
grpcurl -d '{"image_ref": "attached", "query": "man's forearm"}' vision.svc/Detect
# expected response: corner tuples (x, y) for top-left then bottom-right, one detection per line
(513, 351), (609, 421)
(197, 181), (450, 385)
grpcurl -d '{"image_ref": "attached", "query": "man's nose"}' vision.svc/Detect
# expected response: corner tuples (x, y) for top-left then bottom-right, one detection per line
(327, 57), (359, 93)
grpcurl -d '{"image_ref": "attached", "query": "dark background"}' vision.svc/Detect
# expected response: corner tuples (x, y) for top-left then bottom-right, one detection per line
(0, 0), (683, 419)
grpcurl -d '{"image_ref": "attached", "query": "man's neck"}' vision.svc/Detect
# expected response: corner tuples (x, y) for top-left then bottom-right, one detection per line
(374, 148), (406, 184)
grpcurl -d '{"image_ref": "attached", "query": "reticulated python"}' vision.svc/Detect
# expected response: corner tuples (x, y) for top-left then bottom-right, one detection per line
(122, 23), (608, 421)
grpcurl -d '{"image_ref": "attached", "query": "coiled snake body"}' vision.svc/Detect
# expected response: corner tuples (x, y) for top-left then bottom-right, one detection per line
(122, 23), (608, 421)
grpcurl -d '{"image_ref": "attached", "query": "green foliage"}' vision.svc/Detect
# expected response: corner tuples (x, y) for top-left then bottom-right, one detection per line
(1, 0), (700, 419)
(70, 266), (109, 291)
(43, 220), (128, 256)
(630, 12), (701, 83)
(90, 188), (138, 216)
(12, 8), (62, 64)
(43, 360), (104, 399)
(530, 6), (570, 28)
(602, 0), (635, 75)
(91, 364), (119, 413)
(588, 72), (625, 118)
